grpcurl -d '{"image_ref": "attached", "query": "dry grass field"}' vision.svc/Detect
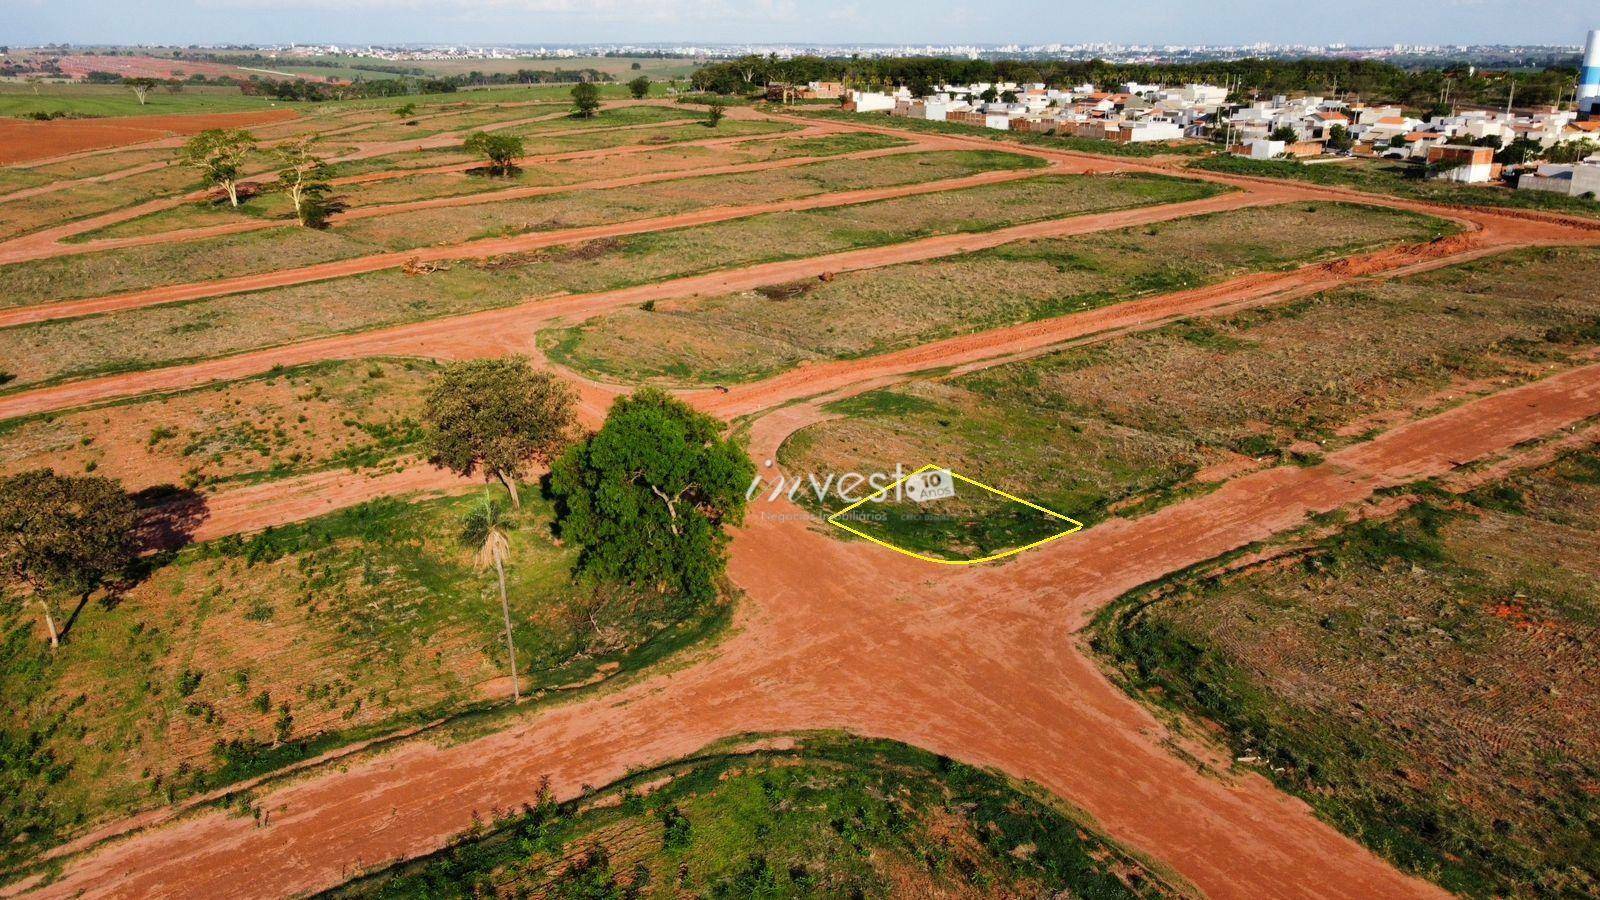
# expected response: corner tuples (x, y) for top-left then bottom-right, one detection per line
(1093, 448), (1600, 896)
(2, 148), (1039, 304)
(0, 173), (1216, 390)
(0, 491), (725, 869)
(0, 359), (435, 491)
(546, 202), (1455, 386)
(780, 247), (1600, 543)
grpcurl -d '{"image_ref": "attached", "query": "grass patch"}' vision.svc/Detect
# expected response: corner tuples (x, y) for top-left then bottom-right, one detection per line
(0, 491), (728, 873)
(1089, 447), (1600, 896)
(325, 732), (1189, 898)
(543, 200), (1454, 387)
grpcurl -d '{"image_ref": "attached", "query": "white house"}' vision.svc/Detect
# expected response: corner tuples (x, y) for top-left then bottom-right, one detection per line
(1518, 155), (1600, 198)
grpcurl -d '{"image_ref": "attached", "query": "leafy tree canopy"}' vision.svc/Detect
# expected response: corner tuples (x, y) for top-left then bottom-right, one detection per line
(0, 470), (138, 599)
(572, 81), (602, 117)
(424, 357), (577, 505)
(627, 75), (651, 99)
(550, 389), (753, 606)
(462, 131), (525, 174)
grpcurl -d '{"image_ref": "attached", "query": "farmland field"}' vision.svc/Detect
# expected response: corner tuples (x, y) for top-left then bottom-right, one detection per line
(0, 491), (730, 870)
(545, 201), (1456, 386)
(1092, 447), (1600, 896)
(0, 173), (1218, 389)
(0, 82), (282, 119)
(779, 246), (1600, 551)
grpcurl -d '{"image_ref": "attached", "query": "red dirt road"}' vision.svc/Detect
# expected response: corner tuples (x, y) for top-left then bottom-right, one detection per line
(0, 188), (1280, 419)
(0, 157), (1066, 323)
(14, 140), (944, 263)
(10, 108), (1600, 900)
(28, 358), (1600, 900)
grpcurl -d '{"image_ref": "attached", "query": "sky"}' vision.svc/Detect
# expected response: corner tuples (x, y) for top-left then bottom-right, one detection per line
(3, 0), (1594, 48)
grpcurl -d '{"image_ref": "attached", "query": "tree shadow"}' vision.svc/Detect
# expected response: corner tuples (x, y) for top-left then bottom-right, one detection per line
(131, 484), (210, 553)
(464, 164), (523, 178)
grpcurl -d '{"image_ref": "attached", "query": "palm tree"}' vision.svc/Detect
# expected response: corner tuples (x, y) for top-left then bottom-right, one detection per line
(461, 495), (520, 702)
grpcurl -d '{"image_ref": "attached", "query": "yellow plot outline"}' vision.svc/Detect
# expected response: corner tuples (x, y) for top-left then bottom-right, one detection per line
(826, 463), (1084, 566)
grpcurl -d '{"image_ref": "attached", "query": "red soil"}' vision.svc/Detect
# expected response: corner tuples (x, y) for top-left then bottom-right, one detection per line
(26, 360), (1600, 900)
(0, 109), (299, 165)
(51, 55), (280, 83)
(7, 108), (1600, 900)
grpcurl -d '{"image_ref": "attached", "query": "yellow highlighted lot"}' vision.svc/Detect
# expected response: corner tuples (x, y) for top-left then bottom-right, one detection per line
(826, 463), (1084, 565)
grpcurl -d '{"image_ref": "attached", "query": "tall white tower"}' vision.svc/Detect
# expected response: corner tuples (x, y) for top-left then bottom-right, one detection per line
(1581, 29), (1600, 116)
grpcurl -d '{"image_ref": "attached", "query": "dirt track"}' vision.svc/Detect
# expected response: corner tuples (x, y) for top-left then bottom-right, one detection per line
(24, 358), (1600, 900)
(9, 107), (1600, 899)
(10, 140), (943, 262)
(0, 153), (1074, 324)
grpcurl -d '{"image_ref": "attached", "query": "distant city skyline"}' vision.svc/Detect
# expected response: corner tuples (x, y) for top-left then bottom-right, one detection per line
(3, 1), (1594, 50)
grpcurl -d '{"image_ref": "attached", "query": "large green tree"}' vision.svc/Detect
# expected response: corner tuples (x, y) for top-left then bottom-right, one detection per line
(462, 131), (525, 175)
(550, 389), (753, 606)
(424, 357), (577, 509)
(627, 75), (651, 99)
(0, 470), (138, 648)
(571, 81), (602, 118)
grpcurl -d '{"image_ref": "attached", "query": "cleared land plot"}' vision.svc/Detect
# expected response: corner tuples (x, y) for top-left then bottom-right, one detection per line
(3, 147), (1038, 304)
(0, 358), (433, 491)
(0, 174), (1218, 390)
(546, 202), (1454, 387)
(0, 165), (201, 241)
(66, 146), (1036, 254)
(0, 82), (279, 119)
(0, 492), (727, 871)
(1092, 448), (1600, 897)
(336, 148), (1043, 251)
(1191, 153), (1600, 220)
(330, 734), (1185, 898)
(76, 133), (909, 238)
(779, 247), (1600, 544)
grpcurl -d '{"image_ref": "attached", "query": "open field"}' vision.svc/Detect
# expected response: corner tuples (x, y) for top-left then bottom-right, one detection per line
(1092, 447), (1600, 896)
(0, 358), (434, 491)
(0, 490), (728, 872)
(332, 733), (1187, 898)
(545, 201), (1455, 387)
(0, 83), (283, 120)
(2, 147), (1042, 303)
(0, 174), (1218, 390)
(0, 108), (300, 165)
(7, 87), (1600, 900)
(194, 51), (704, 82)
(1191, 153), (1600, 220)
(778, 246), (1600, 549)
